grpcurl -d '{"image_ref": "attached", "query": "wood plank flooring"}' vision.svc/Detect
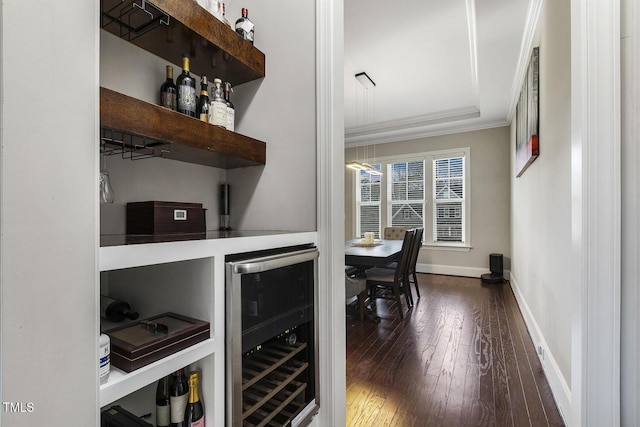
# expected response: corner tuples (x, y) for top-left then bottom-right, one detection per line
(346, 274), (565, 427)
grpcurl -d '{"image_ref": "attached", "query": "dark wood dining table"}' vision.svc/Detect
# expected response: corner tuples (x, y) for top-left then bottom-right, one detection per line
(344, 238), (403, 270)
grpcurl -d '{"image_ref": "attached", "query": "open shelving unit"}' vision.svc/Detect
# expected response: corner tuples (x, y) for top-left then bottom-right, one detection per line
(100, 0), (266, 169)
(101, 87), (266, 168)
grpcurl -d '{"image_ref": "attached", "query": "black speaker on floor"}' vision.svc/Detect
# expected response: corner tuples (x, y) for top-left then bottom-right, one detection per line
(490, 253), (503, 276)
(482, 253), (504, 284)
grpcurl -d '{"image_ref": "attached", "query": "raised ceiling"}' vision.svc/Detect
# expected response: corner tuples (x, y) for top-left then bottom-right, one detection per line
(344, 0), (536, 147)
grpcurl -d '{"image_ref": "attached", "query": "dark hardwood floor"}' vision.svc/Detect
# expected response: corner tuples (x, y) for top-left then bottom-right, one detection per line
(346, 274), (565, 427)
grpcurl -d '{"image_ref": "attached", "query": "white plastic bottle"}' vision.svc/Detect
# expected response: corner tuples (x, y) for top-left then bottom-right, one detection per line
(99, 333), (111, 385)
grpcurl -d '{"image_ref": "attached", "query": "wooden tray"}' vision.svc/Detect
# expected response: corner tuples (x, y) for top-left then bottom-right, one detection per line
(104, 312), (210, 372)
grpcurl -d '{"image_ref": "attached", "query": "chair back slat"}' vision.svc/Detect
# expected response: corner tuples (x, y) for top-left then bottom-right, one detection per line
(409, 228), (424, 274)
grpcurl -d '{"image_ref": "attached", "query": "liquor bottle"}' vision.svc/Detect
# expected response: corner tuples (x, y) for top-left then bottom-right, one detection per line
(196, 75), (210, 122)
(220, 3), (231, 28)
(224, 81), (235, 132)
(176, 56), (196, 117)
(100, 295), (139, 322)
(208, 78), (227, 128)
(170, 368), (189, 427)
(156, 376), (171, 427)
(160, 65), (177, 110)
(184, 372), (205, 426)
(235, 8), (254, 45)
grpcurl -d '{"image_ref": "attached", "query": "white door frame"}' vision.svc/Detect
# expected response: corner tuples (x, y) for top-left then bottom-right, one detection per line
(570, 0), (621, 426)
(316, 0), (346, 426)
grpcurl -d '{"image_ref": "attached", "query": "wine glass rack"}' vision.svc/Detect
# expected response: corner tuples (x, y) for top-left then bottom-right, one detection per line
(101, 127), (170, 161)
(101, 0), (170, 42)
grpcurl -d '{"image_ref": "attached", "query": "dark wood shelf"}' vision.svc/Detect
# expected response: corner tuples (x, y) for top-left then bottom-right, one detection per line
(101, 0), (265, 85)
(101, 87), (266, 169)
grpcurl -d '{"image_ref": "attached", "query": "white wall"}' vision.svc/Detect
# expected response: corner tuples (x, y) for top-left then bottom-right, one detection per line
(100, 32), (226, 234)
(510, 0), (572, 420)
(228, 0), (317, 232)
(0, 0), (99, 425)
(345, 126), (511, 277)
(620, 0), (640, 424)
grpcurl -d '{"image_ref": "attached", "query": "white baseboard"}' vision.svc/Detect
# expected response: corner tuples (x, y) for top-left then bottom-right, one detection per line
(509, 273), (571, 426)
(416, 262), (511, 279)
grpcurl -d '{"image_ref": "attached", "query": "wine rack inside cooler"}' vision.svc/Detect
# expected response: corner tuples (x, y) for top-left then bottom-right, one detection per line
(242, 339), (311, 426)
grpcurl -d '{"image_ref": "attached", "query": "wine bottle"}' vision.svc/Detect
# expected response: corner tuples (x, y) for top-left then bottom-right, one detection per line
(156, 376), (171, 427)
(235, 8), (254, 45)
(176, 56), (196, 117)
(224, 81), (235, 132)
(184, 371), (205, 426)
(196, 75), (210, 122)
(170, 368), (189, 427)
(100, 295), (139, 322)
(160, 65), (177, 110)
(221, 3), (231, 28)
(208, 78), (227, 128)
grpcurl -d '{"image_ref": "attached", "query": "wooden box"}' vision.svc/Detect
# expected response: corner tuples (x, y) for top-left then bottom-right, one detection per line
(104, 312), (210, 373)
(126, 201), (206, 235)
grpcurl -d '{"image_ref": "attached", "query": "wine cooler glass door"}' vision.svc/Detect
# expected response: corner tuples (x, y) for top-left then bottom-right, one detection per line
(225, 246), (319, 427)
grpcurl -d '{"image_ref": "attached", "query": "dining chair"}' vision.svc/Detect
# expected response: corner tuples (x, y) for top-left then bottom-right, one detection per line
(345, 269), (367, 322)
(383, 226), (410, 240)
(382, 227), (424, 298)
(365, 228), (415, 319)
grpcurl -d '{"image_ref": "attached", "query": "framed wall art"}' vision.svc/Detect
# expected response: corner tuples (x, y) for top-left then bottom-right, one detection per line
(515, 47), (540, 177)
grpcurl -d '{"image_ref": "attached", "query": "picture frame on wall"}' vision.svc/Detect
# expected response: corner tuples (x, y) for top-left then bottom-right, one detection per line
(515, 47), (540, 177)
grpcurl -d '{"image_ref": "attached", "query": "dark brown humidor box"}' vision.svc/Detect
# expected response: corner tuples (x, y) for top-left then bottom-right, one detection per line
(104, 312), (210, 373)
(126, 201), (206, 235)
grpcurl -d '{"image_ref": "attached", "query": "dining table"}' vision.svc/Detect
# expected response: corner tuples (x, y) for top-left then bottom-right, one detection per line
(344, 238), (403, 270)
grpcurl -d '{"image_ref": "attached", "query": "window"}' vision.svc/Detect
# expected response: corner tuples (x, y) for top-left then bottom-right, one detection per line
(388, 160), (425, 229)
(433, 156), (465, 242)
(356, 165), (381, 238)
(354, 148), (470, 247)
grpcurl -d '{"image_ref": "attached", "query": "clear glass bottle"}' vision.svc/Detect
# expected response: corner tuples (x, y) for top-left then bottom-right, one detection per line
(208, 78), (227, 128)
(196, 75), (210, 122)
(235, 8), (254, 44)
(221, 3), (231, 28)
(224, 81), (235, 131)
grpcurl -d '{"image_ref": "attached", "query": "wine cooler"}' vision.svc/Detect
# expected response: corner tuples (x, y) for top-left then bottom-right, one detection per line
(225, 245), (319, 426)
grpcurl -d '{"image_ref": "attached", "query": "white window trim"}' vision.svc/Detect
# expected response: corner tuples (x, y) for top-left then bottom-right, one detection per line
(430, 148), (471, 247)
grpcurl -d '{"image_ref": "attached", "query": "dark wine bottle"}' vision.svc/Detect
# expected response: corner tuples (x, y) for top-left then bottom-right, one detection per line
(235, 8), (254, 44)
(224, 81), (235, 132)
(160, 65), (177, 110)
(196, 75), (209, 122)
(184, 371), (205, 426)
(156, 375), (171, 427)
(170, 368), (189, 427)
(176, 56), (196, 117)
(100, 295), (139, 322)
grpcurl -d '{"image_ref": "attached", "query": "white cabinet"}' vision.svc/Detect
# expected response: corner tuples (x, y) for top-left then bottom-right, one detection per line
(98, 231), (317, 425)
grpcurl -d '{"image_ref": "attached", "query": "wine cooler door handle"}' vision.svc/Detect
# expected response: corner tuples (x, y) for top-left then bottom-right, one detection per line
(230, 248), (318, 274)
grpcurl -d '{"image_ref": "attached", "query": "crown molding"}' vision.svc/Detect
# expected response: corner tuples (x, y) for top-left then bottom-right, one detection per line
(345, 117), (510, 147)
